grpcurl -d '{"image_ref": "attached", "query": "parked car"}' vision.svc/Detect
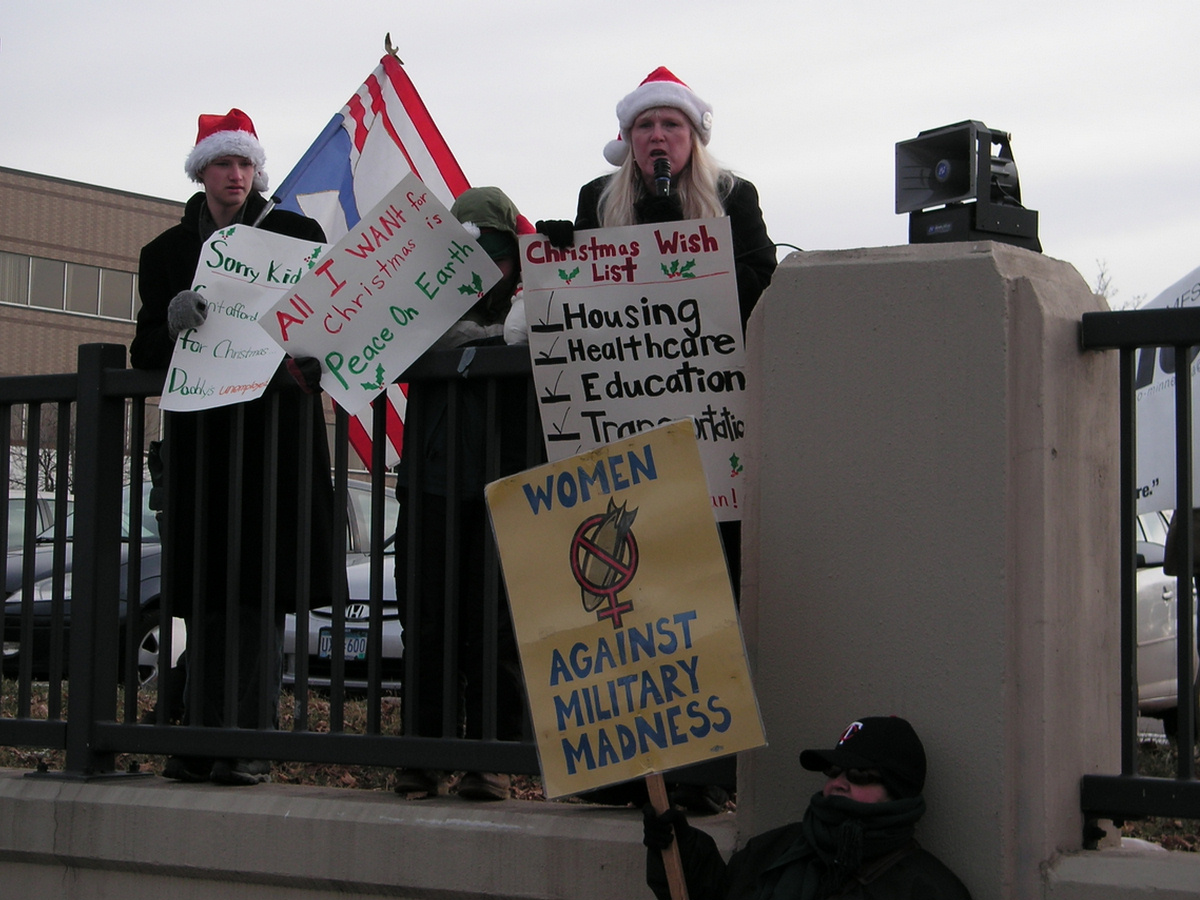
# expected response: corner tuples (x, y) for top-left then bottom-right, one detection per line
(5, 492), (69, 562)
(1135, 510), (1199, 738)
(282, 547), (403, 691)
(3, 483), (167, 684)
(5, 494), (53, 597)
(3, 479), (400, 690)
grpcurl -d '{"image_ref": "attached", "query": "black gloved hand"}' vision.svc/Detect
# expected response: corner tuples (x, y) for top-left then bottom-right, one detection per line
(634, 194), (684, 225)
(642, 803), (690, 850)
(536, 219), (576, 250)
(285, 356), (323, 394)
(167, 290), (208, 337)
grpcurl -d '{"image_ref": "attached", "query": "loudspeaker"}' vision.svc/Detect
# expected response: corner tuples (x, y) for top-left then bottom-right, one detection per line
(895, 119), (1041, 252)
(895, 121), (981, 214)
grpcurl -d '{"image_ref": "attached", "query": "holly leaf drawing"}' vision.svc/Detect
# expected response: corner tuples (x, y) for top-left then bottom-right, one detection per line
(305, 246), (324, 269)
(360, 363), (387, 392)
(558, 267), (580, 284)
(458, 272), (485, 296)
(661, 259), (697, 279)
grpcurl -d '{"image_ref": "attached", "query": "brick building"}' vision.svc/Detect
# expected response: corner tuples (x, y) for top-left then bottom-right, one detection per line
(0, 166), (184, 376)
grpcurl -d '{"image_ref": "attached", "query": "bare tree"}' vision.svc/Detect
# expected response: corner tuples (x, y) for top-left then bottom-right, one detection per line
(1094, 259), (1116, 302)
(5, 404), (74, 495)
(1093, 259), (1146, 311)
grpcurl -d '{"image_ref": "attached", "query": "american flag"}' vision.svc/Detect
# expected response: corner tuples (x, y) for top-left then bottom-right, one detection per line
(271, 52), (467, 470)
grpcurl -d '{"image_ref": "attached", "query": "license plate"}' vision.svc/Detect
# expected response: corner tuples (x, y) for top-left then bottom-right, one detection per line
(318, 627), (368, 660)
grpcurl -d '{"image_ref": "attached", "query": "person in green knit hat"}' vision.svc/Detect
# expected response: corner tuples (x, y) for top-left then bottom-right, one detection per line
(392, 187), (540, 802)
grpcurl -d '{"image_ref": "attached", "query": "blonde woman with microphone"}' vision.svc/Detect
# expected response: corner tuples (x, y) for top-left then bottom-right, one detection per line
(538, 66), (778, 330)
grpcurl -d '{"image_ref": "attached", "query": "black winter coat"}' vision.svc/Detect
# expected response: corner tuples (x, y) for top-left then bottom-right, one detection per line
(131, 191), (339, 618)
(650, 820), (973, 900)
(575, 174), (778, 329)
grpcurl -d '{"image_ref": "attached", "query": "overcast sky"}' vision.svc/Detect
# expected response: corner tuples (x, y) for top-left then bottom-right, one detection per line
(3, 1), (1196, 305)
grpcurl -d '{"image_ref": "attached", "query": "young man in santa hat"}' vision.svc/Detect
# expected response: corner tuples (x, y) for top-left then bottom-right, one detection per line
(132, 109), (340, 786)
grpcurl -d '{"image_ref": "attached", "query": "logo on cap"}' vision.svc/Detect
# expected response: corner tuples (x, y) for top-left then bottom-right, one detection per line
(838, 721), (865, 745)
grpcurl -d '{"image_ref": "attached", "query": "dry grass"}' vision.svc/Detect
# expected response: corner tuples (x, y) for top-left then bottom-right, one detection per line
(1121, 738), (1200, 852)
(0, 678), (548, 798)
(3, 679), (1196, 842)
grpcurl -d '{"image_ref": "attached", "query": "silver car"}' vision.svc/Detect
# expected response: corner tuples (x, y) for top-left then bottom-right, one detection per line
(282, 484), (403, 691)
(1135, 510), (1199, 737)
(5, 480), (399, 691)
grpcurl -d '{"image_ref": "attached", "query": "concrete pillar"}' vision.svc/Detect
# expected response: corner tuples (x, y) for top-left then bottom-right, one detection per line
(739, 242), (1119, 899)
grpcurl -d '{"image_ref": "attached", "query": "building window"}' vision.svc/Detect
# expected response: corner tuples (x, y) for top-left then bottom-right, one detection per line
(0, 251), (30, 306)
(29, 258), (66, 310)
(66, 263), (100, 315)
(0, 252), (137, 322)
(100, 269), (135, 320)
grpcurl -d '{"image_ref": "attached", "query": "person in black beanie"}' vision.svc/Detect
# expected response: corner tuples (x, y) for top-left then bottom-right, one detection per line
(643, 716), (973, 900)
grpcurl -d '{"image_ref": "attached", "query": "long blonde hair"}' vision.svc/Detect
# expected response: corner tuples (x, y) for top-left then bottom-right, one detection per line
(597, 126), (733, 228)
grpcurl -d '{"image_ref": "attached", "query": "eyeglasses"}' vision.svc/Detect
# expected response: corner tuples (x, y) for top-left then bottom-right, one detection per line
(823, 766), (883, 786)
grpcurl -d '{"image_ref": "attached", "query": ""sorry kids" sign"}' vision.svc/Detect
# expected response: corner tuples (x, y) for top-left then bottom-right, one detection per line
(259, 173), (500, 414)
(160, 225), (326, 412)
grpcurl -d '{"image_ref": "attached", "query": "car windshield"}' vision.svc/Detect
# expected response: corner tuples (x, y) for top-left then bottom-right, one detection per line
(38, 484), (159, 543)
(7, 499), (34, 547)
(32, 481), (394, 548)
(345, 479), (399, 554)
(1138, 510), (1170, 546)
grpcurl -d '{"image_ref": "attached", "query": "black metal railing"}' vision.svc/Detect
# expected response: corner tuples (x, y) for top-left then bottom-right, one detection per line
(1079, 307), (1200, 832)
(1, 342), (543, 779)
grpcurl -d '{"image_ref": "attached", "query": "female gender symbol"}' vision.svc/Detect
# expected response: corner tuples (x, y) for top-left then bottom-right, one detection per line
(569, 509), (640, 628)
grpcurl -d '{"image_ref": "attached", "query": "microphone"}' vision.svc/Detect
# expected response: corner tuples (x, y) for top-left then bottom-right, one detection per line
(653, 157), (671, 197)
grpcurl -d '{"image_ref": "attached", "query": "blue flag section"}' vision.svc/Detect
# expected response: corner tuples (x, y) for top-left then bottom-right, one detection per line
(273, 116), (360, 240)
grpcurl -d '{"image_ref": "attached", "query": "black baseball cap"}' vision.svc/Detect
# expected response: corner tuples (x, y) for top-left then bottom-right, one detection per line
(799, 716), (927, 800)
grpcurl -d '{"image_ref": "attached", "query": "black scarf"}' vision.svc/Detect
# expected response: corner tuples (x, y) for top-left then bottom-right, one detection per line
(757, 792), (925, 900)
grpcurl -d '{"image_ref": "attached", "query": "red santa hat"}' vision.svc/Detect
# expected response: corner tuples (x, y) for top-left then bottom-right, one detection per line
(184, 108), (269, 192)
(603, 67), (713, 166)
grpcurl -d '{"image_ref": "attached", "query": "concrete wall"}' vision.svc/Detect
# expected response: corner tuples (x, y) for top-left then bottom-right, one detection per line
(741, 242), (1120, 897)
(2, 242), (1198, 899)
(0, 769), (716, 900)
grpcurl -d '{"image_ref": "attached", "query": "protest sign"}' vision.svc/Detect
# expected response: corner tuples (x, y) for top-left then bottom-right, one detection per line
(259, 173), (501, 415)
(485, 420), (765, 799)
(519, 218), (748, 521)
(1131, 264), (1200, 513)
(159, 225), (328, 412)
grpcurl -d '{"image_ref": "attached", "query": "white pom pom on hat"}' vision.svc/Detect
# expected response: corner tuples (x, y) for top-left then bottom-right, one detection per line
(603, 66), (713, 166)
(184, 108), (269, 192)
(603, 133), (628, 168)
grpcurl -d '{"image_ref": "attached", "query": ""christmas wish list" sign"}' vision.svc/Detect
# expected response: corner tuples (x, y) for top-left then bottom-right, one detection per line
(518, 217), (749, 521)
